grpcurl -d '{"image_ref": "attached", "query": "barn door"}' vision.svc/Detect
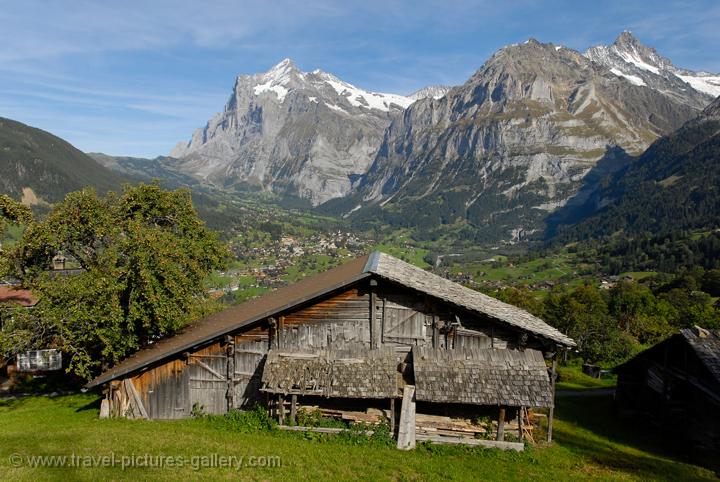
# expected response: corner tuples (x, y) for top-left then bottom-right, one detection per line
(382, 298), (427, 345)
(188, 352), (228, 415)
(233, 337), (267, 408)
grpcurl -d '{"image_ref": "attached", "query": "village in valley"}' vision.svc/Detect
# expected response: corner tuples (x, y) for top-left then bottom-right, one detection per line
(1, 2), (720, 480)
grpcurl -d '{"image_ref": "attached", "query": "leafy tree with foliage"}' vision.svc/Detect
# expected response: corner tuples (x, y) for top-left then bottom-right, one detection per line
(0, 194), (32, 278)
(544, 284), (637, 364)
(0, 183), (229, 379)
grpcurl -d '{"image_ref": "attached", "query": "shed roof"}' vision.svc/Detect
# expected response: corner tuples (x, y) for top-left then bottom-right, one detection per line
(261, 346), (399, 399)
(88, 251), (573, 388)
(413, 346), (553, 408)
(614, 327), (720, 386)
(0, 286), (38, 307)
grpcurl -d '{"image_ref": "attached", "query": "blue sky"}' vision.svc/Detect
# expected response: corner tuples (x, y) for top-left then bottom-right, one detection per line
(1, 0), (718, 158)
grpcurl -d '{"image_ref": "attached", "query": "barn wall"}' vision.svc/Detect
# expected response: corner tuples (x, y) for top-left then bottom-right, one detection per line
(132, 359), (188, 419)
(125, 280), (545, 419)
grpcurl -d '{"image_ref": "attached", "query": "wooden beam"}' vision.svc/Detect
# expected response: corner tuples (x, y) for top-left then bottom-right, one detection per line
(278, 316), (285, 348)
(548, 357), (557, 443)
(192, 359), (225, 380)
(370, 280), (380, 349)
(497, 407), (506, 442)
(124, 378), (149, 419)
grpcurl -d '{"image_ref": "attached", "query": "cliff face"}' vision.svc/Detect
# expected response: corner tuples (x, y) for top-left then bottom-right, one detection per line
(342, 36), (708, 242)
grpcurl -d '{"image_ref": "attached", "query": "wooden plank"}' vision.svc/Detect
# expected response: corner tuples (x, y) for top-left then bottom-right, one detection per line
(278, 426), (376, 435)
(397, 385), (416, 450)
(415, 434), (524, 451)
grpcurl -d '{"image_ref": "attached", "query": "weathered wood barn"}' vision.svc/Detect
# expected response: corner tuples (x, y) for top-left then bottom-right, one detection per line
(88, 252), (575, 447)
(614, 327), (720, 456)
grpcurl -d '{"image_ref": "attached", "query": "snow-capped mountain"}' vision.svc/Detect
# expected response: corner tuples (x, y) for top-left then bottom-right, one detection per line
(408, 85), (453, 100)
(332, 35), (709, 243)
(170, 59), (415, 205)
(585, 31), (719, 102)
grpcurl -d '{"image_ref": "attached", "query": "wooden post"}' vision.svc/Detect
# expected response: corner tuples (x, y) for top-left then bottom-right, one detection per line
(518, 406), (524, 442)
(547, 357), (557, 443)
(370, 279), (380, 349)
(290, 394), (297, 424)
(397, 386), (416, 450)
(497, 407), (506, 441)
(278, 394), (285, 425)
(390, 398), (396, 437)
(431, 315), (438, 348)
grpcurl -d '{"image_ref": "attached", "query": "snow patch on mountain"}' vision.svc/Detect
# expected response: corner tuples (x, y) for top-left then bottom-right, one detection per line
(610, 68), (646, 86)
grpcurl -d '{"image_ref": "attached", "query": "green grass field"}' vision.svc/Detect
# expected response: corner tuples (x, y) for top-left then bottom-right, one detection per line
(0, 392), (715, 481)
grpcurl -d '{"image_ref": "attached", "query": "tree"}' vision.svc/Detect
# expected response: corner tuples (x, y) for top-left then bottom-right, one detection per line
(544, 284), (637, 364)
(0, 194), (32, 277)
(0, 183), (229, 379)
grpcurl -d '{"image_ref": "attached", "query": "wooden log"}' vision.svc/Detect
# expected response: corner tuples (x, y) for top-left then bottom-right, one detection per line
(497, 407), (506, 442)
(548, 357), (557, 443)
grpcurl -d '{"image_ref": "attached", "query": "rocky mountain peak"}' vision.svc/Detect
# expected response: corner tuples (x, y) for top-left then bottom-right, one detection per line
(585, 32), (719, 101)
(407, 85), (453, 100)
(169, 60), (415, 205)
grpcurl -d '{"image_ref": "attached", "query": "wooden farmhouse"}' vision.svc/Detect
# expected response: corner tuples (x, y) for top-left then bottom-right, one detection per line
(614, 327), (720, 456)
(88, 252), (575, 448)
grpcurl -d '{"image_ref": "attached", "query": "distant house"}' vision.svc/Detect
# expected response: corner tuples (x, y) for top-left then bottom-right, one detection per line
(614, 327), (720, 455)
(0, 286), (62, 374)
(89, 252), (575, 448)
(0, 285), (38, 310)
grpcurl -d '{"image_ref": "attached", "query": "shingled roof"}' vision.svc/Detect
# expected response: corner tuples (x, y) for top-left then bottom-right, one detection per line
(680, 327), (720, 384)
(367, 252), (574, 347)
(88, 251), (573, 388)
(261, 346), (399, 398)
(413, 346), (553, 407)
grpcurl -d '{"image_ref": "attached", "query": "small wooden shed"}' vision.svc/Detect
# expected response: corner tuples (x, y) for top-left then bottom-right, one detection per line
(88, 252), (575, 445)
(614, 327), (720, 456)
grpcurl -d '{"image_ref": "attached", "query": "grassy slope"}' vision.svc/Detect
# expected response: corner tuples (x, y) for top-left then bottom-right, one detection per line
(0, 394), (714, 481)
(0, 117), (127, 203)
